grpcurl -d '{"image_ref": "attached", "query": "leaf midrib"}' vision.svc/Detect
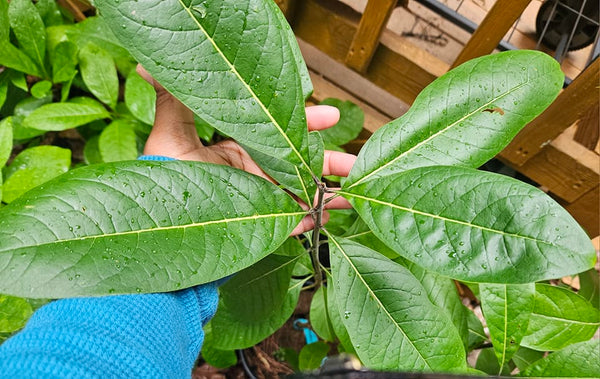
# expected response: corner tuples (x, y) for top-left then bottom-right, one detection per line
(348, 79), (531, 188)
(177, 0), (312, 176)
(531, 313), (600, 326)
(0, 211), (306, 253)
(338, 190), (576, 254)
(328, 235), (431, 369)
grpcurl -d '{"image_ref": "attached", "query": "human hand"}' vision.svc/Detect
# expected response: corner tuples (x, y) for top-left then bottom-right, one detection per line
(138, 65), (356, 235)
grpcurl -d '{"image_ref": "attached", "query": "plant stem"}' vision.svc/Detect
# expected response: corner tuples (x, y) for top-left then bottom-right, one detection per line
(309, 181), (326, 289)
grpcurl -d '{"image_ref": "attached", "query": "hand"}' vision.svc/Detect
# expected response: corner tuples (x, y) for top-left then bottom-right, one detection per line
(138, 65), (356, 235)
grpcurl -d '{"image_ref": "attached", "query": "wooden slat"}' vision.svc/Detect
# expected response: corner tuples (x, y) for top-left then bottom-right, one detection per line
(345, 0), (398, 73)
(574, 102), (600, 150)
(500, 126), (600, 203)
(452, 0), (531, 68)
(57, 0), (91, 21)
(562, 186), (599, 238)
(293, 0), (447, 105)
(500, 58), (600, 167)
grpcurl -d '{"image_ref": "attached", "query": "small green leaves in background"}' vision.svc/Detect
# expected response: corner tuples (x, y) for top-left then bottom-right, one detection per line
(329, 236), (466, 372)
(520, 339), (600, 377)
(200, 326), (238, 369)
(341, 165), (595, 283)
(210, 239), (305, 349)
(0, 161), (304, 298)
(79, 43), (119, 109)
(475, 347), (513, 376)
(98, 120), (138, 162)
(345, 50), (564, 187)
(578, 269), (600, 309)
(22, 97), (111, 132)
(7, 0), (47, 78)
(0, 295), (33, 333)
(318, 98), (364, 149)
(30, 81), (53, 99)
(480, 283), (535, 370)
(521, 283), (600, 351)
(51, 41), (79, 84)
(2, 145), (71, 204)
(298, 341), (330, 371)
(125, 71), (156, 125)
(0, 117), (12, 167)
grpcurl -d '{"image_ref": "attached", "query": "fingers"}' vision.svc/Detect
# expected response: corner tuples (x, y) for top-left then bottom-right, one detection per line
(290, 212), (330, 236)
(323, 193), (352, 210)
(306, 105), (340, 131)
(136, 65), (202, 158)
(322, 150), (356, 177)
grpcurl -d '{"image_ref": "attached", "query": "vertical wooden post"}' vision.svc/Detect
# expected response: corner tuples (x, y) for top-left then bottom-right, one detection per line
(345, 0), (398, 73)
(452, 0), (531, 68)
(500, 58), (600, 167)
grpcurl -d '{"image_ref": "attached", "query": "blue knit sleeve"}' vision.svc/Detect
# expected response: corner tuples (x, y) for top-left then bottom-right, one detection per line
(0, 155), (220, 378)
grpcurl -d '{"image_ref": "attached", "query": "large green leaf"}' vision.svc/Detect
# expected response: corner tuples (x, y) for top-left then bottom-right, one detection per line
(2, 146), (71, 204)
(0, 161), (305, 298)
(520, 339), (600, 378)
(210, 258), (305, 350)
(98, 120), (138, 162)
(342, 218), (399, 259)
(0, 0), (8, 42)
(480, 283), (535, 370)
(125, 70), (156, 125)
(95, 0), (316, 202)
(79, 43), (119, 109)
(512, 347), (544, 373)
(7, 0), (47, 77)
(0, 295), (33, 333)
(401, 260), (469, 348)
(344, 50), (563, 187)
(329, 236), (466, 372)
(340, 165), (596, 283)
(325, 271), (355, 355)
(65, 16), (132, 60)
(579, 269), (599, 309)
(521, 284), (600, 351)
(22, 98), (111, 131)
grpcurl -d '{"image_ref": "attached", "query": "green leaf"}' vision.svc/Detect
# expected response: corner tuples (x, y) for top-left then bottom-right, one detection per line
(36, 0), (64, 27)
(22, 98), (111, 131)
(0, 71), (8, 110)
(210, 247), (304, 349)
(309, 131), (324, 180)
(329, 236), (466, 371)
(466, 307), (487, 350)
(345, 50), (563, 187)
(0, 42), (43, 77)
(325, 271), (355, 355)
(310, 286), (335, 342)
(51, 41), (78, 84)
(125, 70), (156, 125)
(11, 95), (53, 140)
(340, 165), (596, 283)
(0, 161), (305, 298)
(194, 115), (215, 143)
(8, 0), (47, 77)
(579, 269), (600, 309)
(475, 347), (513, 376)
(480, 283), (535, 370)
(318, 98), (364, 146)
(0, 117), (13, 168)
(0, 0), (8, 42)
(342, 218), (399, 259)
(520, 339), (600, 378)
(298, 341), (329, 371)
(65, 16), (132, 60)
(401, 260), (469, 348)
(30, 80), (53, 99)
(84, 135), (103, 165)
(201, 326), (238, 369)
(2, 146), (71, 204)
(0, 295), (33, 333)
(95, 0), (316, 203)
(326, 209), (358, 236)
(79, 43), (119, 109)
(512, 347), (544, 373)
(98, 120), (138, 162)
(521, 283), (600, 351)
